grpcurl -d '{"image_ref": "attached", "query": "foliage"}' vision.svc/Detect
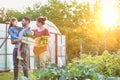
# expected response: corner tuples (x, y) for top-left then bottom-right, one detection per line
(72, 50), (120, 77)
(21, 62), (120, 80)
(31, 64), (101, 80)
(5, 0), (120, 61)
(18, 76), (29, 80)
(16, 51), (120, 80)
(4, 0), (102, 61)
(7, 9), (25, 21)
(35, 36), (49, 47)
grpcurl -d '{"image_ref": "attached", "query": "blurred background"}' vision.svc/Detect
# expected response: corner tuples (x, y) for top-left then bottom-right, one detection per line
(0, 0), (120, 62)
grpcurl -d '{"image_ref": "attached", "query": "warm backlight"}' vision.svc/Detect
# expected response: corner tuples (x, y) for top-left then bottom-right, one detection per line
(101, 0), (118, 27)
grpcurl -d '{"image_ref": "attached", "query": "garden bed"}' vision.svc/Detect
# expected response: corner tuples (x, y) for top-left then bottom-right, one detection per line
(1, 51), (120, 80)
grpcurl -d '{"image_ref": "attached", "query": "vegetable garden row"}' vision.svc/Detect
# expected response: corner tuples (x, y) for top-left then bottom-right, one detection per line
(19, 51), (120, 80)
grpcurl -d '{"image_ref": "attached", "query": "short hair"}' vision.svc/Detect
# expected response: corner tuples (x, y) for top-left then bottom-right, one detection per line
(23, 17), (30, 23)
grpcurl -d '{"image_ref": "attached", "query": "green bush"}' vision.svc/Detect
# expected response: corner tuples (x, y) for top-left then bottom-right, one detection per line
(19, 51), (120, 80)
(30, 64), (114, 80)
(18, 76), (29, 80)
(29, 63), (120, 80)
(72, 50), (120, 77)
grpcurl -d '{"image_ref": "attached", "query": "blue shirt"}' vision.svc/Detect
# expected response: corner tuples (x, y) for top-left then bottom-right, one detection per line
(8, 26), (23, 48)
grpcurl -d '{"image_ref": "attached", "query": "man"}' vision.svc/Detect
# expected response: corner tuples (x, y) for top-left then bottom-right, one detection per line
(12, 17), (31, 80)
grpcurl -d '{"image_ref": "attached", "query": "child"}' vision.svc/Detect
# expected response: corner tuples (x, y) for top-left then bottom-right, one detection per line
(17, 42), (23, 60)
(8, 17), (23, 60)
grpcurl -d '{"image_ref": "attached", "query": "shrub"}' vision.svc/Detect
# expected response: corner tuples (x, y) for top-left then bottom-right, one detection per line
(19, 51), (120, 80)
(72, 50), (120, 77)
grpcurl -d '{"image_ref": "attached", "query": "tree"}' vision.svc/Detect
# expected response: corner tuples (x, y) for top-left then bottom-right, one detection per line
(7, 10), (25, 21)
(7, 0), (120, 62)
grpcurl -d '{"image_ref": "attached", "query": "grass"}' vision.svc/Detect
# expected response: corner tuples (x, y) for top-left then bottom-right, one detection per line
(0, 72), (13, 80)
(0, 70), (35, 80)
(0, 72), (23, 80)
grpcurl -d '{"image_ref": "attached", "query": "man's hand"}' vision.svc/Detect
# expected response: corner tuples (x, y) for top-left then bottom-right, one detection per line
(11, 39), (22, 44)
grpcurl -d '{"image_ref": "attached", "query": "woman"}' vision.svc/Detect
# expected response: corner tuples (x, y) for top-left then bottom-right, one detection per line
(33, 16), (50, 69)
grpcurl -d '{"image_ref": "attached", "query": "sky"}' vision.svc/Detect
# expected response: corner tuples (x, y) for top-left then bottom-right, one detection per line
(0, 0), (48, 11)
(0, 0), (118, 12)
(0, 0), (97, 12)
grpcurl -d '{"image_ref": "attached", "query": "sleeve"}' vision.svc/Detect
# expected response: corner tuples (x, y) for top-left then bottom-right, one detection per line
(17, 27), (23, 32)
(45, 29), (50, 36)
(8, 28), (18, 40)
(18, 30), (24, 39)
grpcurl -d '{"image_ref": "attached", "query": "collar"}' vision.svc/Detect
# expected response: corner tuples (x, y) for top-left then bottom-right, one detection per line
(23, 27), (30, 29)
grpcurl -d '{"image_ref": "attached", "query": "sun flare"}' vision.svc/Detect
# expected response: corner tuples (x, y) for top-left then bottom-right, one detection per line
(101, 0), (118, 27)
(101, 9), (118, 26)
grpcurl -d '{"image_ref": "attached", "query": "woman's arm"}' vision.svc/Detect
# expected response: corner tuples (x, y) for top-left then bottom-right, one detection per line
(45, 29), (50, 36)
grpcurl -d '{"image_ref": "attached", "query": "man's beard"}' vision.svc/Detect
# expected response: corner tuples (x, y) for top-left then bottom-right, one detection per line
(22, 23), (26, 27)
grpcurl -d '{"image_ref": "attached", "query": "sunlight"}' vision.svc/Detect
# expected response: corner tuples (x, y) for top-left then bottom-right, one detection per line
(101, 0), (118, 27)
(101, 8), (118, 27)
